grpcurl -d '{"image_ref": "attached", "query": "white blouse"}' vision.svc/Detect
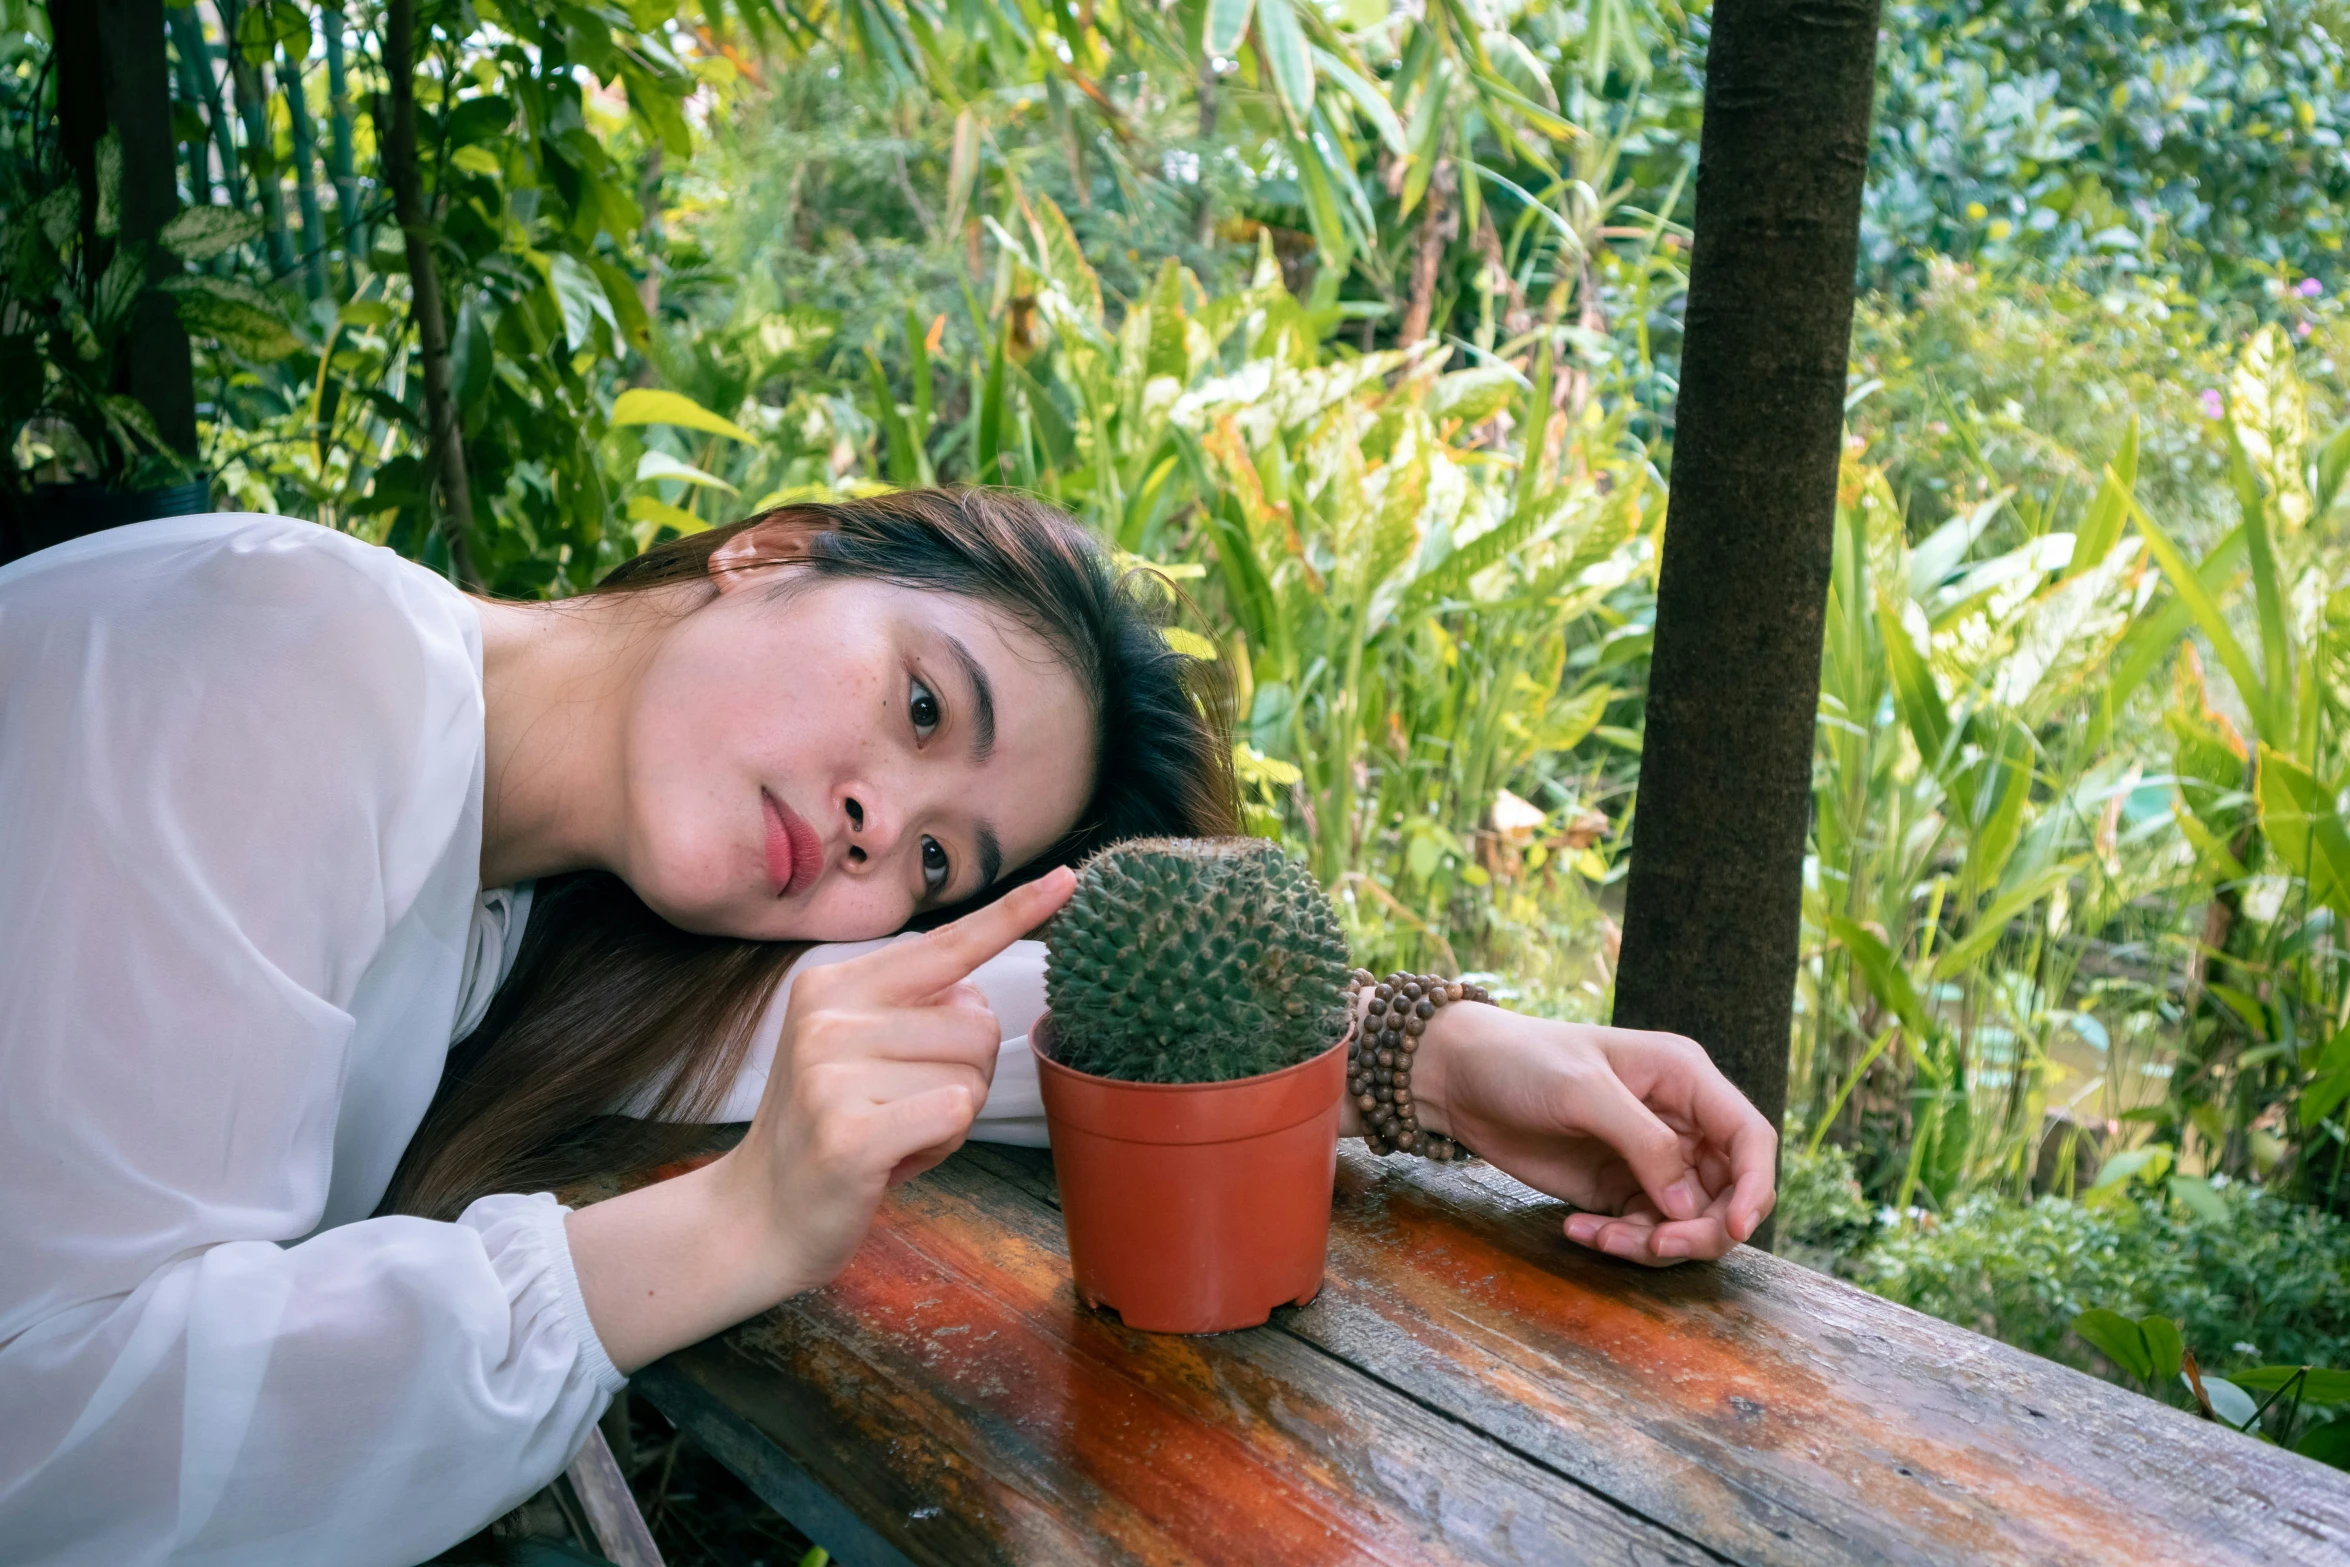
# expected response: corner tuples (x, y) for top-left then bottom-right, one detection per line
(0, 514), (1050, 1565)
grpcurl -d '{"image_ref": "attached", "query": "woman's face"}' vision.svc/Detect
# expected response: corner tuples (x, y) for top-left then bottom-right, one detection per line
(616, 558), (1096, 942)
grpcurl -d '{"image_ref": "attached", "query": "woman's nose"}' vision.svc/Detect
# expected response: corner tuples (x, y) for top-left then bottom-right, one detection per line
(840, 790), (901, 866)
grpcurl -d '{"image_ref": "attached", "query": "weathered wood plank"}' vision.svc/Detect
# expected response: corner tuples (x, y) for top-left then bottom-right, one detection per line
(1295, 1146), (2350, 1567)
(646, 1150), (1715, 1567)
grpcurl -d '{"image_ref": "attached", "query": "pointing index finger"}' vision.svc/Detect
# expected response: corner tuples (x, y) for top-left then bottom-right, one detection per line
(879, 866), (1076, 1002)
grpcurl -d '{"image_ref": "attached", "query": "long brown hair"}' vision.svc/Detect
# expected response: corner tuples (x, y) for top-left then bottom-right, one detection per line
(387, 489), (1238, 1219)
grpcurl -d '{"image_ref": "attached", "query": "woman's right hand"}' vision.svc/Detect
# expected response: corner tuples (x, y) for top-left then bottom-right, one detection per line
(566, 866), (1073, 1372)
(717, 866), (1076, 1295)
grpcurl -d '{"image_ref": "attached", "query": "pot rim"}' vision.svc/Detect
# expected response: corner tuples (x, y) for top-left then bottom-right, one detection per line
(1028, 1010), (1355, 1092)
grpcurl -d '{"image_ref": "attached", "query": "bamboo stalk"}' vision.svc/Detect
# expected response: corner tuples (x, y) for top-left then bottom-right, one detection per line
(321, 6), (361, 268)
(167, 12), (212, 202)
(168, 4), (242, 207)
(379, 0), (481, 589)
(280, 41), (329, 298)
(217, 0), (295, 280)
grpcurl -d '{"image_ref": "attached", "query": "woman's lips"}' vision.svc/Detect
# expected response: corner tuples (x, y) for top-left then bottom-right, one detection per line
(762, 790), (823, 897)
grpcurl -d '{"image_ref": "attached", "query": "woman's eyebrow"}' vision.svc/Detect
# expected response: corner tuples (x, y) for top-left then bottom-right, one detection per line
(942, 632), (997, 762)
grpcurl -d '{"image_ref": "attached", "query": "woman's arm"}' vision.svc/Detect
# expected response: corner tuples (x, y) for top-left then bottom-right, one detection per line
(566, 873), (1073, 1371)
(1362, 996), (1779, 1264)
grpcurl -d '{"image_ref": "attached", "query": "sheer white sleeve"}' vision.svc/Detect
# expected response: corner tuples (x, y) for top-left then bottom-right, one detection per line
(700, 936), (1052, 1146)
(0, 516), (620, 1566)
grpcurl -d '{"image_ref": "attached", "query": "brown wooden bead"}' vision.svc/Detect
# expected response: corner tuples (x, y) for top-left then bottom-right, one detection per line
(1374, 983), (1394, 1002)
(1428, 987), (1448, 1007)
(1393, 1069), (1410, 1089)
(1446, 981), (1465, 1002)
(1403, 1014), (1425, 1037)
(1395, 1129), (1417, 1151)
(1355, 1092), (1376, 1113)
(1375, 1049), (1394, 1068)
(1401, 1036), (1419, 1054)
(1374, 1068), (1392, 1086)
(1414, 999), (1434, 1020)
(1401, 982), (1424, 1001)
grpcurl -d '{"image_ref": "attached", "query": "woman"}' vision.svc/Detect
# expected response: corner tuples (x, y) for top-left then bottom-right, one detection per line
(0, 491), (1775, 1565)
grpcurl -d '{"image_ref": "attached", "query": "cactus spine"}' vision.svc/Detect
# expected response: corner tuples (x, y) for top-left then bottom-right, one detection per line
(1043, 837), (1354, 1084)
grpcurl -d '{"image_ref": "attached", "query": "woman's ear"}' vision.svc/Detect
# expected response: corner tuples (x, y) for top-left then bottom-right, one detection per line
(707, 517), (810, 594)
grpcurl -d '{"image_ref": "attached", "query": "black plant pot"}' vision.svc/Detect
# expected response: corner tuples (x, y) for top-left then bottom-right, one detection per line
(4, 478), (214, 563)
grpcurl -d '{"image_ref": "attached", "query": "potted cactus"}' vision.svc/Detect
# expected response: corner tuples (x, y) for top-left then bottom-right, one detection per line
(1033, 836), (1356, 1333)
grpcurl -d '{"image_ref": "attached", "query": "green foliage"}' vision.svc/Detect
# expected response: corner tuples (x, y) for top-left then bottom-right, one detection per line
(1044, 837), (1354, 1085)
(1867, 0), (2350, 297)
(1857, 1181), (2350, 1376)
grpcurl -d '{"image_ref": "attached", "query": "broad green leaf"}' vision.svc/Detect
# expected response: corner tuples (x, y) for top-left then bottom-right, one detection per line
(2301, 1022), (2350, 1128)
(158, 205), (262, 261)
(2298, 1421), (2350, 1470)
(1146, 259), (1189, 383)
(866, 349), (919, 486)
(2073, 1309), (2155, 1381)
(2131, 497), (2283, 745)
(1879, 584), (1954, 773)
(611, 387), (757, 445)
(2137, 1315), (2185, 1381)
(1930, 861), (2078, 982)
(1161, 626), (1220, 660)
(2167, 1173), (2228, 1223)
(2195, 1375), (2261, 1431)
(157, 274), (299, 361)
(2231, 1365), (2350, 1405)
(627, 493), (709, 536)
(943, 110), (980, 237)
(1829, 917), (1927, 1037)
(539, 251), (616, 354)
(2316, 420), (2350, 519)
(2089, 1143), (2173, 1192)
(1204, 0), (1256, 57)
(1255, 0), (1315, 121)
(2257, 746), (2350, 921)
(1312, 48), (1407, 154)
(634, 450), (739, 495)
(1024, 195), (1103, 327)
(2067, 459), (2134, 579)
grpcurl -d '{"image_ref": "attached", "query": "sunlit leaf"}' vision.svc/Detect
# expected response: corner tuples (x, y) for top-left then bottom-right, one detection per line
(611, 387), (758, 444)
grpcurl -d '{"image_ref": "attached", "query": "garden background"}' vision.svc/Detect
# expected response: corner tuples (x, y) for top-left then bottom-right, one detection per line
(8, 0), (2350, 1473)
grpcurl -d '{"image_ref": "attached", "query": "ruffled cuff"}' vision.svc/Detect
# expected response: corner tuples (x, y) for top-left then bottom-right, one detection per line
(456, 1192), (628, 1397)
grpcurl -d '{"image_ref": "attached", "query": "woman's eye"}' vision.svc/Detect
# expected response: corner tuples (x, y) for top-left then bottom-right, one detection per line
(909, 675), (941, 740)
(920, 835), (951, 896)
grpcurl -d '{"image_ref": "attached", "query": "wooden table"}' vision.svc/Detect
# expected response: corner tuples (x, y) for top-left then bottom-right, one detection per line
(629, 1141), (2350, 1566)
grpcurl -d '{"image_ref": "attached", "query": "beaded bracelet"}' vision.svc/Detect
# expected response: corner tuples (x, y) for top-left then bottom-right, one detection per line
(1345, 967), (1489, 1161)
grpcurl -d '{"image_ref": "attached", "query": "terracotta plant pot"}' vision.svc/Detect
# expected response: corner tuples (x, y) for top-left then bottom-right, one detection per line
(1030, 1012), (1348, 1333)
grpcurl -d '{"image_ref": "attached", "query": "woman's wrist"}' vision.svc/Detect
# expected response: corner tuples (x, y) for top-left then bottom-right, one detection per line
(1335, 978), (1460, 1143)
(565, 1148), (810, 1373)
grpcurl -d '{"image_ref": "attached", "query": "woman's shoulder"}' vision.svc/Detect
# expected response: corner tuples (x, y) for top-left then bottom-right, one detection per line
(0, 514), (488, 966)
(2, 511), (467, 631)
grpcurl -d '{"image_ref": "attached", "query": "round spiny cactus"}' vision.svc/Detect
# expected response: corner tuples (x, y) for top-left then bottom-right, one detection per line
(1044, 837), (1354, 1084)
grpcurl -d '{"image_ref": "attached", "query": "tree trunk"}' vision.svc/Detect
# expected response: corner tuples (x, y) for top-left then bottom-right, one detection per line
(51, 0), (200, 459)
(280, 42), (329, 299)
(380, 0), (481, 588)
(1608, 0), (1884, 1249)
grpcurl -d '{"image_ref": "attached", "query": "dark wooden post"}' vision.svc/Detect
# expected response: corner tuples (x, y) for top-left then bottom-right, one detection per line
(1610, 0), (1884, 1243)
(49, 0), (199, 458)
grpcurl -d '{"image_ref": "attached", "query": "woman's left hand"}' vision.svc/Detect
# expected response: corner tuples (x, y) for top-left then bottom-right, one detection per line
(1366, 1001), (1777, 1266)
